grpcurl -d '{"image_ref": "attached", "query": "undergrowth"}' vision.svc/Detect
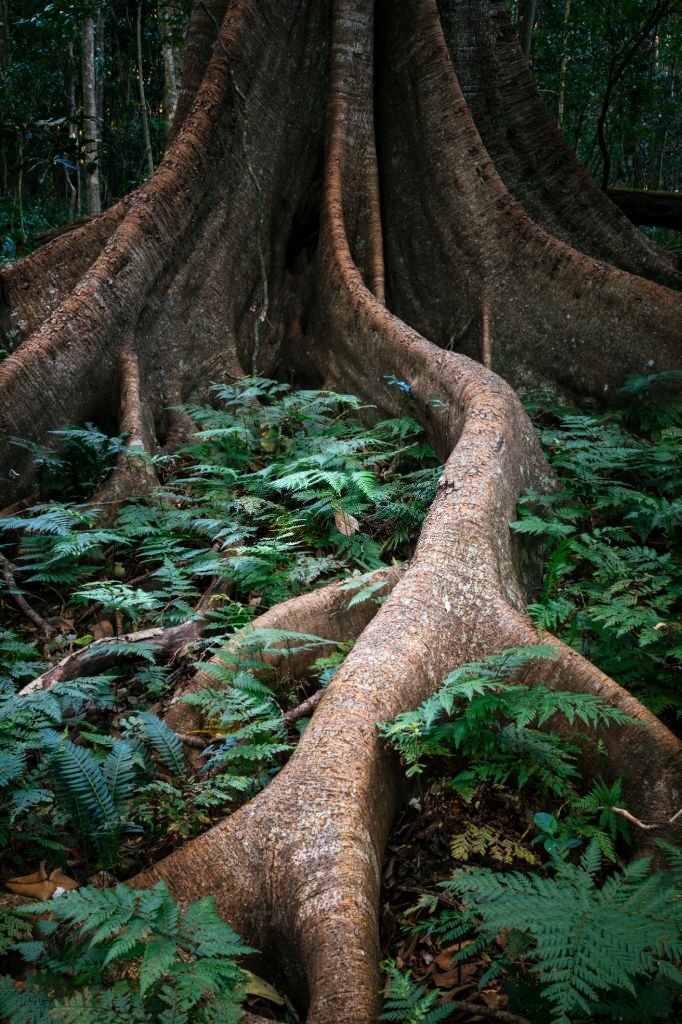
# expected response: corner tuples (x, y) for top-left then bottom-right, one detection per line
(0, 378), (439, 880)
(1, 373), (680, 1022)
(380, 373), (682, 1023)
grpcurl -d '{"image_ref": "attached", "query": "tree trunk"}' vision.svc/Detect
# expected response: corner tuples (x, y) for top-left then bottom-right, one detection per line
(516, 0), (536, 59)
(158, 0), (184, 124)
(136, 4), (155, 178)
(1, 1), (681, 1020)
(81, 13), (101, 217)
(557, 0), (571, 128)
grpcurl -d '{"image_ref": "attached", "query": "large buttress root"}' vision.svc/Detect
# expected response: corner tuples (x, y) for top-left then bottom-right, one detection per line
(376, 0), (682, 400)
(0, 0), (330, 504)
(438, 0), (681, 288)
(1, 0), (681, 1021)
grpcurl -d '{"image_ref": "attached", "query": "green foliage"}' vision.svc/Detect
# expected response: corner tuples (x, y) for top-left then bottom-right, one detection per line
(380, 963), (452, 1023)
(441, 840), (682, 1024)
(526, 1), (682, 194)
(379, 646), (631, 802)
(0, 1), (183, 260)
(0, 379), (436, 880)
(0, 673), (191, 870)
(0, 628), (47, 689)
(181, 670), (292, 787)
(0, 880), (251, 1023)
(514, 382), (682, 714)
(11, 424), (127, 501)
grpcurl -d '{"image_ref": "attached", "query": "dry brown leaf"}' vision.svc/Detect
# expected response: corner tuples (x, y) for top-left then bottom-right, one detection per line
(481, 989), (509, 1010)
(48, 868), (79, 892)
(92, 618), (115, 639)
(5, 863), (78, 900)
(334, 508), (360, 536)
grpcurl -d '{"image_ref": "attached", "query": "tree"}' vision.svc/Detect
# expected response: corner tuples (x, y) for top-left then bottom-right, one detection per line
(0, 1), (681, 1020)
(81, 7), (101, 216)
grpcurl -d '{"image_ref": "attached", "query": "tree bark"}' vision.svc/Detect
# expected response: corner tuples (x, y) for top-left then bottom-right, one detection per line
(516, 0), (536, 59)
(1, 1), (681, 1020)
(81, 13), (101, 217)
(158, 0), (185, 124)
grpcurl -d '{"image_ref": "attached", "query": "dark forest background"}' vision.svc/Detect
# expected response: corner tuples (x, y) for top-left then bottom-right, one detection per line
(0, 0), (680, 260)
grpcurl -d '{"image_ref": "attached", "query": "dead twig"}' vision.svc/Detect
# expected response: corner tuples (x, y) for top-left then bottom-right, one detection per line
(283, 687), (324, 723)
(0, 551), (55, 639)
(605, 805), (682, 831)
(176, 732), (209, 749)
(449, 1002), (531, 1024)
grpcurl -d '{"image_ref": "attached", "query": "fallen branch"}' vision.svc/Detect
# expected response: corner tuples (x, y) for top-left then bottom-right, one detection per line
(18, 620), (200, 695)
(164, 563), (406, 735)
(0, 550), (55, 640)
(283, 687), (324, 723)
(605, 805), (682, 832)
(176, 732), (210, 749)
(448, 1001), (531, 1024)
(18, 572), (233, 696)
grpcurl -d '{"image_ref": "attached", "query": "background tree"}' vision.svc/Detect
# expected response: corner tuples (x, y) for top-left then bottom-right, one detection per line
(0, 0), (186, 258)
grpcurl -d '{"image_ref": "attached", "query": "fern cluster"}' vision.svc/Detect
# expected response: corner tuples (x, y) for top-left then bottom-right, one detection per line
(514, 376), (681, 714)
(0, 379), (439, 876)
(0, 881), (251, 1023)
(439, 840), (682, 1024)
(379, 645), (631, 807)
(380, 962), (452, 1023)
(0, 675), (187, 871)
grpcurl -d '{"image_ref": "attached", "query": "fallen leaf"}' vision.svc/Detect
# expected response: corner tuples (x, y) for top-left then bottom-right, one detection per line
(92, 619), (114, 639)
(482, 989), (508, 1010)
(5, 863), (78, 900)
(242, 969), (285, 1005)
(334, 508), (360, 536)
(433, 968), (461, 988)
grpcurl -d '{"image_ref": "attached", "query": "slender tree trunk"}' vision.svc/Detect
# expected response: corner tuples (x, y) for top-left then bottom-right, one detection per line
(516, 0), (536, 59)
(158, 0), (182, 124)
(136, 4), (155, 178)
(81, 13), (101, 216)
(557, 0), (571, 129)
(0, 0), (9, 68)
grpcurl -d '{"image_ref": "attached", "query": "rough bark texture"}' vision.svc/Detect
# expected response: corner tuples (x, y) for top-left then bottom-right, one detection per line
(1, 1), (681, 1020)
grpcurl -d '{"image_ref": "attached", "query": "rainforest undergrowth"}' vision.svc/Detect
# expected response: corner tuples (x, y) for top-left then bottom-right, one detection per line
(0, 373), (680, 1022)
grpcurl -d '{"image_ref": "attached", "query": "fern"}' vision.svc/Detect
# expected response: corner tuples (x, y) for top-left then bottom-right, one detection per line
(6, 882), (252, 1023)
(380, 963), (452, 1022)
(379, 646), (632, 800)
(442, 839), (682, 1023)
(132, 712), (185, 775)
(513, 386), (682, 713)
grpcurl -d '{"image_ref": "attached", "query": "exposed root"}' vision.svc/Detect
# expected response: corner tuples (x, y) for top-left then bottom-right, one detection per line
(91, 344), (158, 514)
(607, 805), (682, 832)
(496, 602), (682, 840)
(378, 0), (682, 401)
(1, 1), (680, 1021)
(481, 299), (492, 369)
(165, 563), (406, 736)
(0, 204), (126, 351)
(439, 1), (681, 288)
(0, 551), (55, 640)
(283, 687), (324, 724)
(18, 621), (201, 696)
